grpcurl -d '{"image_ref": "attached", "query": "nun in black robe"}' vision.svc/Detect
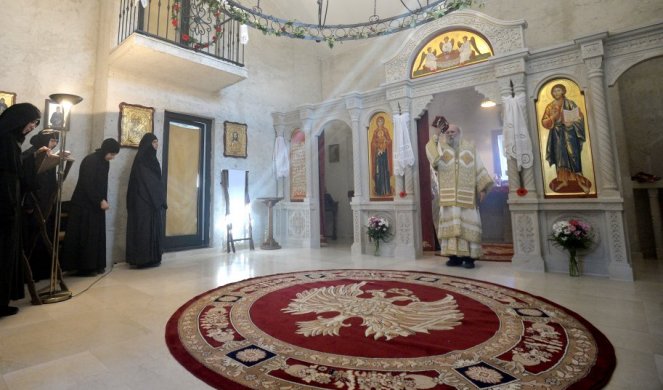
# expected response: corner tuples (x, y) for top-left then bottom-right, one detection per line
(126, 133), (166, 268)
(0, 103), (41, 317)
(21, 131), (59, 281)
(61, 138), (120, 275)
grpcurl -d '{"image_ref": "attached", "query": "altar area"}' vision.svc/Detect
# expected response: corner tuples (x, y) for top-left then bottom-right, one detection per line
(271, 10), (663, 281)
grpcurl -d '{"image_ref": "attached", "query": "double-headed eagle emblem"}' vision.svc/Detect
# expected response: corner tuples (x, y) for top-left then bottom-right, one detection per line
(282, 282), (463, 340)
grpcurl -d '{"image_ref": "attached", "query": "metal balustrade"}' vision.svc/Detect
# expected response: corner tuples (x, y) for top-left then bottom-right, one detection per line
(117, 0), (244, 66)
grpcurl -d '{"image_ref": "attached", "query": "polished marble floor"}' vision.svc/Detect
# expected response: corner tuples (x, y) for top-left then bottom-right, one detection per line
(1, 246), (662, 389)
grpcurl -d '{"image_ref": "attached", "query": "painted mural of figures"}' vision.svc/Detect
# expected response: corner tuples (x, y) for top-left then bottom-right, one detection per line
(541, 83), (591, 193)
(440, 36), (455, 57)
(458, 36), (472, 63)
(423, 47), (438, 71)
(370, 115), (393, 197)
(415, 47), (438, 72)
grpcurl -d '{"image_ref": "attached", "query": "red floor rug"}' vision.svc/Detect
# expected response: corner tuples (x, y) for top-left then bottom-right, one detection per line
(166, 270), (615, 389)
(432, 243), (513, 262)
(480, 243), (514, 262)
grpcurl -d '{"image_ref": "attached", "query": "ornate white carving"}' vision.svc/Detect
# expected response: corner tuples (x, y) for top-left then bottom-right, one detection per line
(580, 41), (604, 59)
(384, 10), (526, 83)
(584, 56), (618, 194)
(411, 95), (434, 119)
(474, 83), (500, 103)
(607, 211), (627, 263)
(515, 214), (535, 254)
(494, 58), (526, 77)
(527, 52), (580, 74)
(415, 69), (496, 96)
(386, 86), (410, 100)
(289, 210), (306, 238)
(396, 212), (412, 245)
(606, 30), (663, 57)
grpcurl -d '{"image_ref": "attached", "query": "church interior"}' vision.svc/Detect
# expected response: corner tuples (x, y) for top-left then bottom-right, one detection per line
(1, 0), (662, 388)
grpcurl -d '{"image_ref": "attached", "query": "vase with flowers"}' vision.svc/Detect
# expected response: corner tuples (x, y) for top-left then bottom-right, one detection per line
(550, 219), (594, 277)
(367, 216), (391, 256)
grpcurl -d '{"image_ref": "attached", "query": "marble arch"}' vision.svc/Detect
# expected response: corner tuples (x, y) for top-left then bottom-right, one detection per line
(273, 10), (663, 280)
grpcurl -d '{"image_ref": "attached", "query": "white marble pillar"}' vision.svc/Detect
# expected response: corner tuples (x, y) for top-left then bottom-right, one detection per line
(578, 37), (620, 198)
(299, 106), (319, 248)
(497, 74), (536, 197)
(344, 95), (365, 255)
(494, 59), (545, 271)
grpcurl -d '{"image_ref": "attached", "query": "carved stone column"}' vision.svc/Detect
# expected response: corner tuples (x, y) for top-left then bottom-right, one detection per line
(344, 95), (365, 255)
(495, 62), (536, 197)
(410, 94), (434, 198)
(494, 57), (544, 271)
(577, 36), (620, 198)
(299, 105), (319, 248)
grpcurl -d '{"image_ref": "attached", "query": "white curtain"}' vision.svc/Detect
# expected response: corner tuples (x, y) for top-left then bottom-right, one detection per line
(273, 135), (289, 178)
(392, 113), (415, 176)
(502, 93), (534, 170)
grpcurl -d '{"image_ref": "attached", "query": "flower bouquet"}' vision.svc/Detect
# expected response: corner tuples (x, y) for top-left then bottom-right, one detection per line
(367, 216), (391, 256)
(550, 219), (594, 276)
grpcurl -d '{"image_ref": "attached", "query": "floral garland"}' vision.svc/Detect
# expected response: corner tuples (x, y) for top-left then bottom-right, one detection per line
(170, 0), (225, 50)
(218, 0), (475, 49)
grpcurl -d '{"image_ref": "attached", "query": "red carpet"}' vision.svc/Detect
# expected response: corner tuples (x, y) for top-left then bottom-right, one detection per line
(166, 269), (615, 389)
(480, 243), (513, 262)
(432, 243), (513, 262)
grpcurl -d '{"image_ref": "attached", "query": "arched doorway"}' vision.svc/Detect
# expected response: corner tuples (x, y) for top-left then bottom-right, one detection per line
(610, 56), (663, 264)
(417, 87), (512, 255)
(317, 120), (354, 246)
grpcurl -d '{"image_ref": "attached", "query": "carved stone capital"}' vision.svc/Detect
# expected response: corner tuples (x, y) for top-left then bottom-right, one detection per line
(494, 58), (526, 77)
(344, 93), (363, 111)
(497, 73), (526, 98)
(347, 108), (362, 124)
(580, 40), (604, 60)
(412, 95), (433, 119)
(389, 99), (410, 115)
(584, 56), (604, 74)
(386, 85), (411, 101)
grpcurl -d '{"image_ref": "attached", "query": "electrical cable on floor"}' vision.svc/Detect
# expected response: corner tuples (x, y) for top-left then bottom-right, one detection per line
(70, 263), (115, 298)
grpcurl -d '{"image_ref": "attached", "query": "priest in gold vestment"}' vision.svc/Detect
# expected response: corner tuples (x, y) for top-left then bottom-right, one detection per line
(426, 123), (493, 269)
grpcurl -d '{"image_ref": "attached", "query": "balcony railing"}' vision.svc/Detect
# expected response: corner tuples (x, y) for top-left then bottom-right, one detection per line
(117, 0), (244, 67)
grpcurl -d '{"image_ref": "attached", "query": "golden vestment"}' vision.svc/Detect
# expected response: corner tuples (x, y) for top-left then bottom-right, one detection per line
(426, 137), (493, 258)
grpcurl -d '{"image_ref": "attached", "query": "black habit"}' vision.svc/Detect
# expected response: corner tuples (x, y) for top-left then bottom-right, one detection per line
(126, 133), (166, 267)
(0, 103), (41, 312)
(61, 139), (119, 274)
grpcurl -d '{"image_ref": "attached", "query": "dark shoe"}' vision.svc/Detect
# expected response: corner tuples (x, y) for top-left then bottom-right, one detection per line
(0, 306), (19, 317)
(462, 257), (476, 269)
(446, 256), (463, 267)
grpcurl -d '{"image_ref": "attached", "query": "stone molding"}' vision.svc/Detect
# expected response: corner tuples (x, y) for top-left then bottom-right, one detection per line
(384, 10), (526, 83)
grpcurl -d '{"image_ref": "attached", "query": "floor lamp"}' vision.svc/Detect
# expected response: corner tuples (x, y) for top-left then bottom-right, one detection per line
(38, 93), (82, 304)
